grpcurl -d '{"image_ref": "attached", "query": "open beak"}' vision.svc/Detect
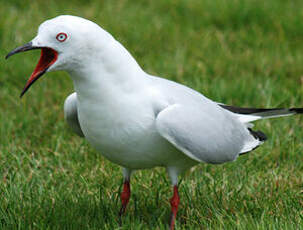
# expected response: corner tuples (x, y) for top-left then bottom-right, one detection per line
(6, 42), (58, 97)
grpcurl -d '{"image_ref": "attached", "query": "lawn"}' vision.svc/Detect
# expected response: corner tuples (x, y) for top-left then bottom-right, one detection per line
(0, 0), (303, 229)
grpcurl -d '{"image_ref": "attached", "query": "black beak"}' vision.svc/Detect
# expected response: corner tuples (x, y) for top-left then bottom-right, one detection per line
(5, 42), (40, 59)
(6, 42), (59, 98)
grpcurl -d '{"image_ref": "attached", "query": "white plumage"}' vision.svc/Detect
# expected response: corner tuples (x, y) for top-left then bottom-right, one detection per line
(6, 15), (303, 230)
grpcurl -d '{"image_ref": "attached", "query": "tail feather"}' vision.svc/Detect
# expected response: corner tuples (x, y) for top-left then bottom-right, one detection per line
(219, 104), (302, 156)
(219, 104), (303, 123)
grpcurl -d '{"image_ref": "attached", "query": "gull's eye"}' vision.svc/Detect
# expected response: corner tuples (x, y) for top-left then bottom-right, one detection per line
(56, 33), (67, 42)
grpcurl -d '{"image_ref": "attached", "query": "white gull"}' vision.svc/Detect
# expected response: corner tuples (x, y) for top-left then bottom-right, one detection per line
(6, 15), (303, 229)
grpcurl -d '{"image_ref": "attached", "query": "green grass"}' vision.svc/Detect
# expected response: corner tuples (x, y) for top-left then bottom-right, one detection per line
(1, 0), (303, 229)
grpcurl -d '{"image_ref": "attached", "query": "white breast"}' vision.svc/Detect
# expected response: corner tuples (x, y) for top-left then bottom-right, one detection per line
(76, 90), (185, 169)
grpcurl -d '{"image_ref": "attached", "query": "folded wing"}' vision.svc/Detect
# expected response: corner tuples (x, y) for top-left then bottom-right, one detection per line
(64, 92), (84, 137)
(155, 104), (259, 164)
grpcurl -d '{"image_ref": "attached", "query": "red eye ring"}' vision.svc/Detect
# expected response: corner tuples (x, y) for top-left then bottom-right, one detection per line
(56, 32), (67, 42)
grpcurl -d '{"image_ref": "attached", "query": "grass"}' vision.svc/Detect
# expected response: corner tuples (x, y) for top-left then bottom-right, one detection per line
(1, 0), (303, 229)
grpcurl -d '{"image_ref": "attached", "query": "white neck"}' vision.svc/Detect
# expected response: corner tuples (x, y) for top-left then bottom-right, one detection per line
(67, 39), (147, 103)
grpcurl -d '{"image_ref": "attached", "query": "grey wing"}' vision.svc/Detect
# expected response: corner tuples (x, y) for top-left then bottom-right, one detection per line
(64, 92), (84, 137)
(155, 104), (262, 164)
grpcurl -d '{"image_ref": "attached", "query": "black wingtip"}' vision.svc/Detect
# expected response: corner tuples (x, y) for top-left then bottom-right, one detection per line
(219, 104), (284, 115)
(289, 108), (303, 114)
(248, 128), (267, 142)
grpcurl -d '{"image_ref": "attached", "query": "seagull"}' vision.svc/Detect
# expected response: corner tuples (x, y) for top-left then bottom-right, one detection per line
(6, 15), (303, 229)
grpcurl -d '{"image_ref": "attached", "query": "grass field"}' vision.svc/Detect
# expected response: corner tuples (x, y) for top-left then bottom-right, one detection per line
(1, 0), (303, 229)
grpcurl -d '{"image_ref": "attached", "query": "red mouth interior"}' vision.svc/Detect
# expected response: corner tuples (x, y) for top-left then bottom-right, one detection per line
(21, 47), (58, 96)
(32, 47), (58, 78)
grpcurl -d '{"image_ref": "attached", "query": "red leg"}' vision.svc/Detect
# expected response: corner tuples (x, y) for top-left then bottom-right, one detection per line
(119, 180), (131, 217)
(169, 185), (180, 230)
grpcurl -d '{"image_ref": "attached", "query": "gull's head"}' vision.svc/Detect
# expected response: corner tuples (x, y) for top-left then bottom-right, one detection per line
(6, 15), (113, 97)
